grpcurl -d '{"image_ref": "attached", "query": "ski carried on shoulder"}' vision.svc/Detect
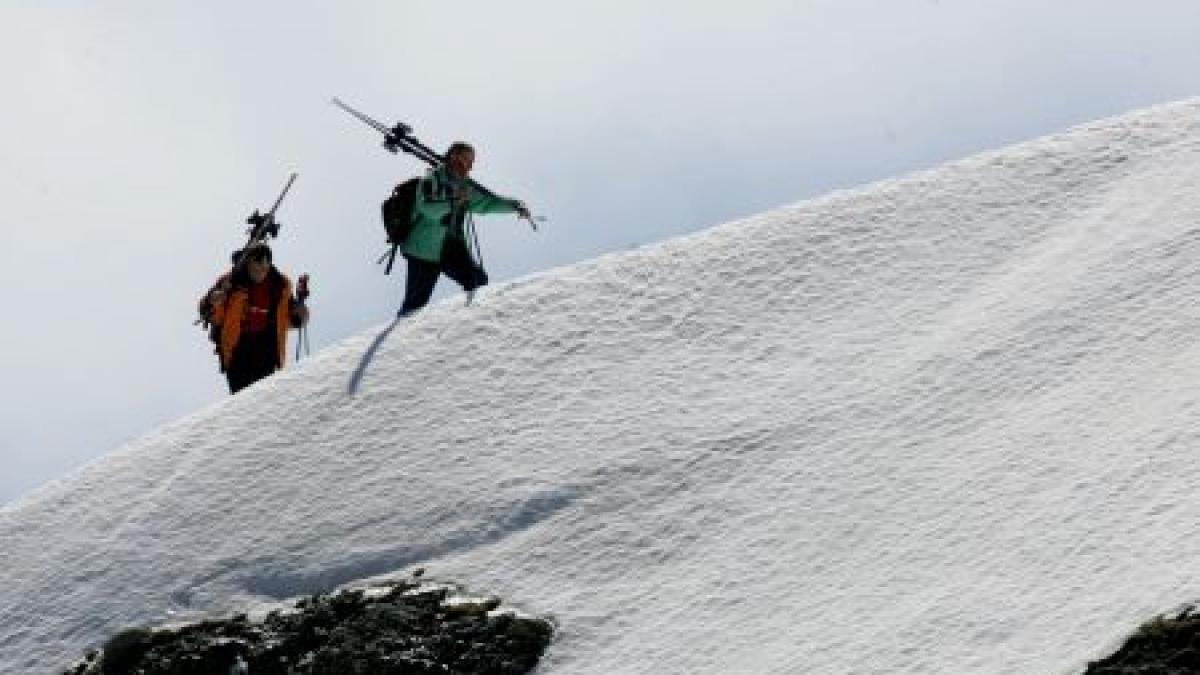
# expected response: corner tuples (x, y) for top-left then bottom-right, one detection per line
(242, 172), (298, 254)
(331, 97), (543, 230)
(196, 172), (298, 332)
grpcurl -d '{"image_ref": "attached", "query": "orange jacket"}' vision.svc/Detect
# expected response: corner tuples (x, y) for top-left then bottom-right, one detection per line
(209, 269), (300, 371)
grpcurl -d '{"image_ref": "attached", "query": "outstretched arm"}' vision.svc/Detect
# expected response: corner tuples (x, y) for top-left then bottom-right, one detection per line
(465, 188), (526, 216)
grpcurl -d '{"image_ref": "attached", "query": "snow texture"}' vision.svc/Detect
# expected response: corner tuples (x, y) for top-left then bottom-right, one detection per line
(6, 99), (1200, 674)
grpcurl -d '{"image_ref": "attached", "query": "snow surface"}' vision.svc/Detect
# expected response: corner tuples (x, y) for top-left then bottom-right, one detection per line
(6, 99), (1200, 674)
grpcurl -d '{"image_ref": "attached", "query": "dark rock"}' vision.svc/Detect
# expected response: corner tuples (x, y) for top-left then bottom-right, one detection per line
(99, 628), (153, 675)
(1087, 607), (1200, 673)
(63, 577), (553, 675)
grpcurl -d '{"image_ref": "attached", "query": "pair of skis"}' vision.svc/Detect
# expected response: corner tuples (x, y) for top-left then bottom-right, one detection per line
(243, 172), (297, 254)
(331, 97), (543, 231)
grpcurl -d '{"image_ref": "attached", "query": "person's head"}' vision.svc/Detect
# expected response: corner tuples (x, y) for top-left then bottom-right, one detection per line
(242, 243), (272, 283)
(445, 142), (475, 180)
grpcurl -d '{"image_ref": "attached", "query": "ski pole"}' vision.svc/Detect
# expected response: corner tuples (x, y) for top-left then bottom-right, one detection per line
(295, 273), (310, 362)
(466, 213), (484, 269)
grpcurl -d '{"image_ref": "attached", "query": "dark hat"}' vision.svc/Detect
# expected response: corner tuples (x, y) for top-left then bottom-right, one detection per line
(242, 242), (273, 263)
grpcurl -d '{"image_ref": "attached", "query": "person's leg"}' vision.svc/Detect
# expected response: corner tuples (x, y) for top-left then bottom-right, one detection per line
(225, 333), (278, 393)
(226, 368), (250, 394)
(226, 355), (268, 394)
(400, 256), (442, 316)
(440, 237), (488, 292)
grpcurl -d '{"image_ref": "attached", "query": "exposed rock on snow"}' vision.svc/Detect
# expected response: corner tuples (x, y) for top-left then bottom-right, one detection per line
(61, 577), (553, 675)
(1086, 608), (1200, 673)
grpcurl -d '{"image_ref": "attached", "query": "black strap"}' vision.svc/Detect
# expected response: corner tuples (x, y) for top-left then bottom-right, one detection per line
(383, 244), (399, 275)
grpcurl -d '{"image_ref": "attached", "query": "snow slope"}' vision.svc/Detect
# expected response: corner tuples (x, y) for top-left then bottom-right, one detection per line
(6, 100), (1200, 674)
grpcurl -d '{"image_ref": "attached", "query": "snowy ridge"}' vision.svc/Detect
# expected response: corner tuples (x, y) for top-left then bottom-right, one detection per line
(5, 99), (1200, 673)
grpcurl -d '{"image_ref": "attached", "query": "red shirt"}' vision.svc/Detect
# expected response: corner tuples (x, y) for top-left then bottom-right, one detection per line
(243, 279), (273, 333)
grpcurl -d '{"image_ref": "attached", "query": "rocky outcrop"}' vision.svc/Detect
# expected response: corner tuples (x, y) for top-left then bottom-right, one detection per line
(1086, 607), (1200, 673)
(62, 574), (553, 675)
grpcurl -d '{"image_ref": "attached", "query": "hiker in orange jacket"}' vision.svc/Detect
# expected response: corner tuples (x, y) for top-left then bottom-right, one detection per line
(199, 243), (309, 394)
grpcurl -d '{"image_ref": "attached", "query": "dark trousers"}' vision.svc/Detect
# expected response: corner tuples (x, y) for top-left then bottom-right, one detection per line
(225, 331), (279, 394)
(400, 237), (488, 315)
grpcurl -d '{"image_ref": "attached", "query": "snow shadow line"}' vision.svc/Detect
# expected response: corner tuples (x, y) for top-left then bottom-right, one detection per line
(225, 488), (581, 601)
(348, 317), (402, 395)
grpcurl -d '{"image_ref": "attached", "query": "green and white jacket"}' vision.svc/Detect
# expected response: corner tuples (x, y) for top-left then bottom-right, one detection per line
(401, 166), (522, 263)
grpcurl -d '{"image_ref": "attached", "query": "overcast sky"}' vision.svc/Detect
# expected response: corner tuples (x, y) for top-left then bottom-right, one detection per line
(2, 0), (1199, 504)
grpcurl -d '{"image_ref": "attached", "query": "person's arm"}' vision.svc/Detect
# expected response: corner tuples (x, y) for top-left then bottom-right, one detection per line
(282, 278), (309, 328)
(201, 274), (233, 324)
(288, 300), (309, 328)
(465, 186), (531, 218)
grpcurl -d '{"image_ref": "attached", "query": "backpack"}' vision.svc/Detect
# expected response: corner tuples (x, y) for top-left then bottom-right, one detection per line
(197, 275), (229, 366)
(382, 178), (421, 246)
(198, 269), (287, 369)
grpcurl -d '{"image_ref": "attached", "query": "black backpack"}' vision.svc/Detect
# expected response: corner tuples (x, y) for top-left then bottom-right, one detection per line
(382, 178), (421, 245)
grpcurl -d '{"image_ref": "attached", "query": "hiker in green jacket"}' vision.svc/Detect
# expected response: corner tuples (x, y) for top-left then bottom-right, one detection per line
(398, 142), (529, 316)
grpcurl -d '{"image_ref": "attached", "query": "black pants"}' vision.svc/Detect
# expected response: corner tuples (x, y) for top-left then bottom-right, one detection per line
(400, 237), (488, 315)
(225, 331), (279, 394)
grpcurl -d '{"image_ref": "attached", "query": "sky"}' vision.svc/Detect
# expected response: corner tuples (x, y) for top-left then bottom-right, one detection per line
(2, 0), (1200, 504)
(5, 97), (1200, 672)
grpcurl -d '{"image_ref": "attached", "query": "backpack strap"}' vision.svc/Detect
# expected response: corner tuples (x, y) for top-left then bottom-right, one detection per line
(383, 244), (399, 275)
